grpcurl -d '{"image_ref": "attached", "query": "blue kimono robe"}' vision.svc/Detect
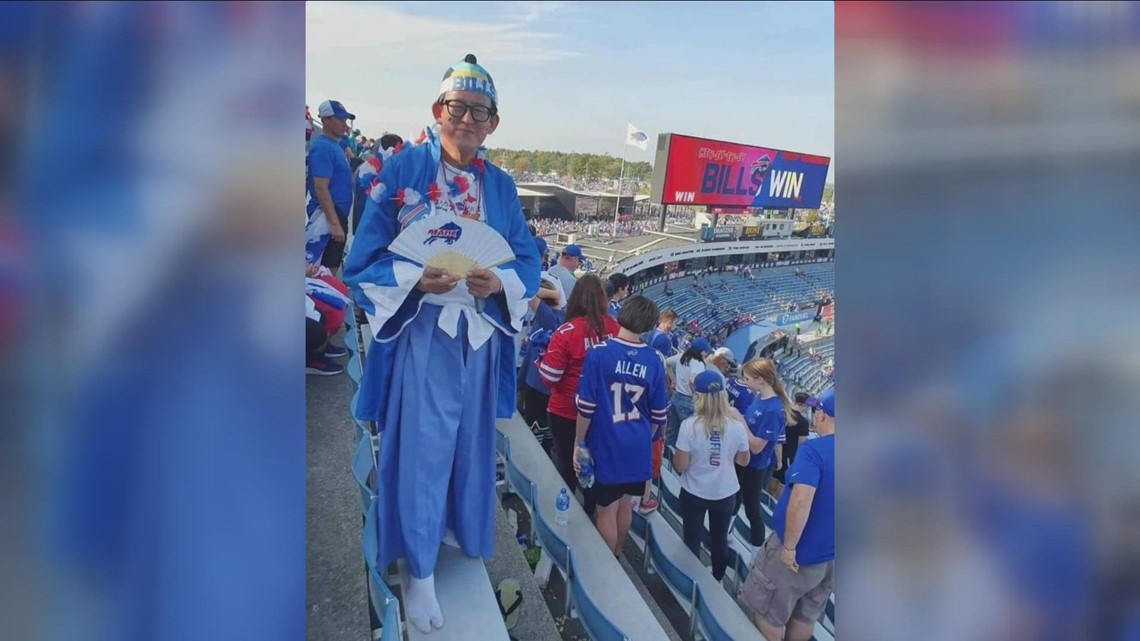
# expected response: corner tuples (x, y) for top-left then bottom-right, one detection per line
(343, 128), (540, 579)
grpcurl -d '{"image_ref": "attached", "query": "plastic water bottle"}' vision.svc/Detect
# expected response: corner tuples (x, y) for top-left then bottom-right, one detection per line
(576, 443), (595, 489)
(555, 487), (570, 526)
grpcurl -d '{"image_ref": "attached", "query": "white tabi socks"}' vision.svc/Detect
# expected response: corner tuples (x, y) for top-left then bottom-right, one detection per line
(406, 574), (444, 633)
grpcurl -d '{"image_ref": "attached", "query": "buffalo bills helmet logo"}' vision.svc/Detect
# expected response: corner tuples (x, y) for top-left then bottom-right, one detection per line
(424, 221), (463, 245)
(751, 154), (772, 176)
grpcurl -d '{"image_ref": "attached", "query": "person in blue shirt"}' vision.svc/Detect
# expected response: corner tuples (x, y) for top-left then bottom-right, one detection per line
(574, 295), (669, 558)
(606, 272), (630, 319)
(725, 375), (755, 417)
(306, 99), (356, 270)
(741, 388), (834, 641)
(736, 357), (795, 549)
(644, 308), (677, 358)
(519, 275), (565, 455)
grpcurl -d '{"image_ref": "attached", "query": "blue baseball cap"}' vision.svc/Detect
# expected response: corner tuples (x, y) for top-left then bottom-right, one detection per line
(562, 244), (583, 259)
(691, 337), (712, 353)
(806, 388), (835, 418)
(693, 371), (726, 394)
(318, 100), (356, 121)
(534, 236), (548, 258)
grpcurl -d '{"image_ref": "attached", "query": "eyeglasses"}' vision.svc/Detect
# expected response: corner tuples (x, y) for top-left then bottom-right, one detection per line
(440, 99), (496, 123)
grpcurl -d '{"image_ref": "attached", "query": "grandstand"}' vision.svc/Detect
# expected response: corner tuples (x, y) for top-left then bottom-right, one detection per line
(515, 181), (649, 222)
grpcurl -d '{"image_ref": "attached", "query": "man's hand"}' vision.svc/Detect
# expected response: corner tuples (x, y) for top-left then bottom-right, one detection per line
(780, 545), (798, 573)
(466, 268), (503, 299)
(416, 266), (460, 294)
(330, 223), (346, 243)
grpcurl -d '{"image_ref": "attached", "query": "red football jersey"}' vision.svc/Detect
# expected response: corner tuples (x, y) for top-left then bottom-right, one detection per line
(538, 315), (621, 420)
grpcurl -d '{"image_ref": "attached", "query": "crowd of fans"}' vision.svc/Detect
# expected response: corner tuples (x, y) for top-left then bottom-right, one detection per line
(306, 99), (834, 639)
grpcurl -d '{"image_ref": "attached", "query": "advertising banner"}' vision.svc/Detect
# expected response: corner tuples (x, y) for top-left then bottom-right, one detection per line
(713, 226), (738, 241)
(575, 197), (599, 217)
(739, 225), (763, 241)
(775, 309), (817, 326)
(656, 133), (831, 209)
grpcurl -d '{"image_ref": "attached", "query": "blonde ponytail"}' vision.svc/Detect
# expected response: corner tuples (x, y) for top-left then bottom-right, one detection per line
(693, 390), (732, 440)
(771, 375), (797, 426)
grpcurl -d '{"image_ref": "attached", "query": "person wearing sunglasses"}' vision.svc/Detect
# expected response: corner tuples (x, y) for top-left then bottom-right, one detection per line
(343, 53), (540, 635)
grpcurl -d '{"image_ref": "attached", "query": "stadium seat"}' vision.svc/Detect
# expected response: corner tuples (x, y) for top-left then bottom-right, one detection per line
(642, 519), (697, 621)
(351, 433), (375, 516)
(347, 352), (363, 386)
(532, 496), (574, 617)
(568, 548), (631, 641)
(644, 513), (766, 640)
(363, 498), (404, 641)
(350, 388), (369, 441)
(503, 454), (537, 546)
(692, 584), (734, 641)
(496, 415), (673, 639)
(495, 429), (509, 459)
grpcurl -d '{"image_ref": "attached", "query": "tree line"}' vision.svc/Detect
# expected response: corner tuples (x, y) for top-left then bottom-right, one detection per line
(485, 148), (654, 183)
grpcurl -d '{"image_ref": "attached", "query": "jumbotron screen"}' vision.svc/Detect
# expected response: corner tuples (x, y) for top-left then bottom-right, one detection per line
(649, 133), (831, 209)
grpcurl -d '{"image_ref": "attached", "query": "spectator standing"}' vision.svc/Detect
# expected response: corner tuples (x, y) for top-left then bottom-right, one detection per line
(741, 389), (834, 641)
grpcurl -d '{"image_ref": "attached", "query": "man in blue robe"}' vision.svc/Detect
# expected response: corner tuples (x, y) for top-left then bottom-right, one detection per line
(343, 53), (540, 634)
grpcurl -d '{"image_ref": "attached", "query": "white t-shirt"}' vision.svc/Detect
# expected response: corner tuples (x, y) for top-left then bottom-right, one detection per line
(676, 415), (750, 501)
(667, 355), (706, 396)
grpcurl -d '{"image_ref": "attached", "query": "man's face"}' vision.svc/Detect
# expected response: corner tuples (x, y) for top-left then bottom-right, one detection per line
(662, 318), (676, 331)
(433, 90), (499, 153)
(322, 115), (349, 139)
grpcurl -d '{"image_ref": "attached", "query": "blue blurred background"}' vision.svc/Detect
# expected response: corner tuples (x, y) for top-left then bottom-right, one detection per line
(837, 2), (1140, 640)
(0, 3), (305, 641)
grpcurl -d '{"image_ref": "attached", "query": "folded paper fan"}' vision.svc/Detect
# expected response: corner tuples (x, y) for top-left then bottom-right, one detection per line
(389, 215), (516, 278)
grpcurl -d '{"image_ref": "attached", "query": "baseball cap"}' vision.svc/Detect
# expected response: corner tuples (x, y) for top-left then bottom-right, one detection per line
(538, 271), (566, 309)
(693, 370), (726, 394)
(691, 337), (712, 353)
(317, 100), (356, 121)
(806, 388), (835, 418)
(562, 244), (583, 259)
(712, 346), (735, 363)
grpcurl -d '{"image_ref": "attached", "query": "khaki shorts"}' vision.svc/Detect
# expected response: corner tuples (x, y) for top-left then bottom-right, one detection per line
(738, 534), (834, 628)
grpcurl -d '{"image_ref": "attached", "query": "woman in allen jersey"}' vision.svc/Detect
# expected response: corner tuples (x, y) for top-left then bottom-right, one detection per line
(538, 274), (620, 510)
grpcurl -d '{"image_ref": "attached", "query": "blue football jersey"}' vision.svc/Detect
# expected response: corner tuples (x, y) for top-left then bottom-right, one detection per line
(575, 337), (670, 485)
(725, 378), (755, 416)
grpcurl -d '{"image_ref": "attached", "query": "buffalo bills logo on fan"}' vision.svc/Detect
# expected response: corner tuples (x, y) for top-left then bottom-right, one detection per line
(424, 221), (463, 245)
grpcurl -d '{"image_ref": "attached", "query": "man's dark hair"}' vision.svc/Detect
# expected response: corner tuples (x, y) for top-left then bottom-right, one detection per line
(604, 279), (616, 298)
(616, 295), (659, 335)
(795, 392), (810, 405)
(608, 273), (630, 294)
(379, 133), (403, 150)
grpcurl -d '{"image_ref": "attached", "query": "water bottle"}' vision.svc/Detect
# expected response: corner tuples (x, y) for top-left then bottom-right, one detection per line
(576, 443), (595, 489)
(555, 487), (570, 527)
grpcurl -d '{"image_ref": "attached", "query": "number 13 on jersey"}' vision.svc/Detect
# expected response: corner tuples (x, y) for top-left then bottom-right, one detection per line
(610, 382), (646, 424)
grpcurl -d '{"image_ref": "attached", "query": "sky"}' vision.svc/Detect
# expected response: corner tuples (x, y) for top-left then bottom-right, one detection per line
(307, 1), (834, 182)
